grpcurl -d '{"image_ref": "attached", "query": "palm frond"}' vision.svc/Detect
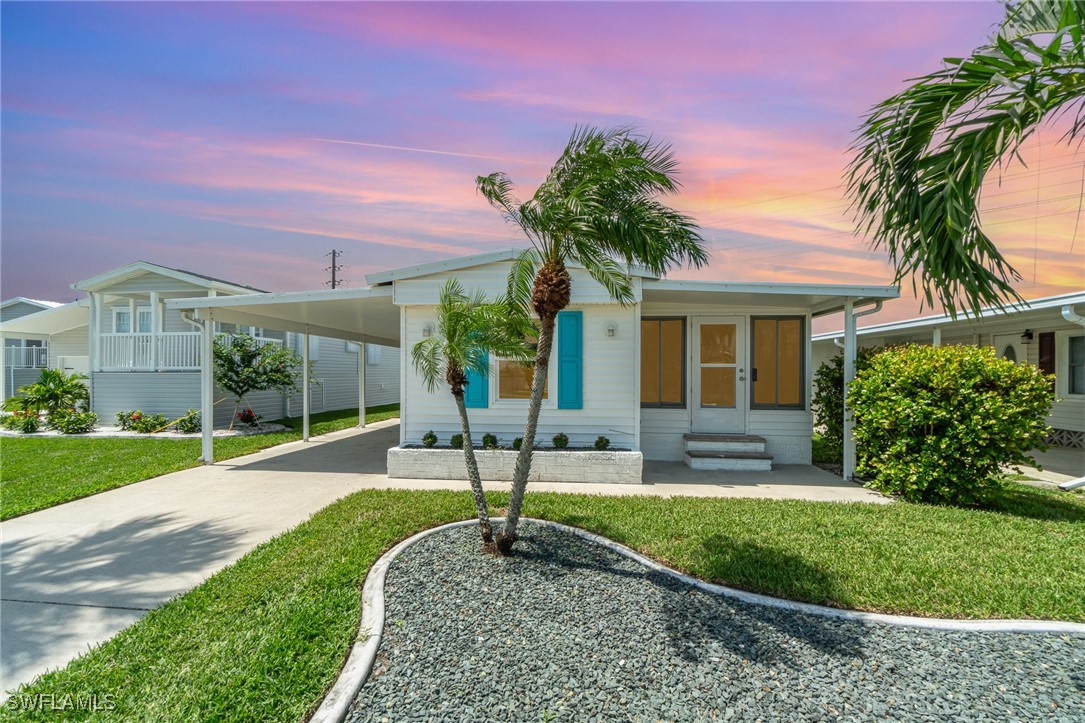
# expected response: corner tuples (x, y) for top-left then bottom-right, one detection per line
(410, 336), (444, 393)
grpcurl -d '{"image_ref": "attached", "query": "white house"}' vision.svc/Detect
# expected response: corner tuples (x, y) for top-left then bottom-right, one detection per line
(169, 249), (897, 482)
(0, 262), (399, 426)
(2, 297), (63, 397)
(812, 291), (1085, 449)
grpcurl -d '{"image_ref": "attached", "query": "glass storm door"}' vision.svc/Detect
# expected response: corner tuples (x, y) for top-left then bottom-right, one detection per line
(692, 317), (746, 433)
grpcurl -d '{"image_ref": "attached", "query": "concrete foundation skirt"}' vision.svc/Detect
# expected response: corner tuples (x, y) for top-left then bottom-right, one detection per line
(386, 447), (644, 484)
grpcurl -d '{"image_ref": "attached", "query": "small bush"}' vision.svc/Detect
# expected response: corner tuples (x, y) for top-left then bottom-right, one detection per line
(594, 435), (610, 451)
(236, 408), (260, 427)
(5, 412), (40, 433)
(173, 409), (202, 434)
(850, 344), (1053, 506)
(552, 432), (569, 449)
(512, 437), (523, 451)
(50, 411), (99, 434)
(481, 433), (498, 450)
(450, 433), (464, 449)
(421, 430), (438, 448)
(812, 347), (880, 461)
(119, 411), (169, 434)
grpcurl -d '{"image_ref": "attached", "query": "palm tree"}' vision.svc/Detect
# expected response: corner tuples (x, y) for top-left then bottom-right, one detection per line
(848, 0), (1085, 318)
(411, 278), (534, 544)
(5, 369), (90, 415)
(477, 126), (708, 554)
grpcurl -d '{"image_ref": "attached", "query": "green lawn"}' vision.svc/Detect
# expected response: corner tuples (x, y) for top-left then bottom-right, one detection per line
(5, 485), (1082, 721)
(0, 404), (399, 520)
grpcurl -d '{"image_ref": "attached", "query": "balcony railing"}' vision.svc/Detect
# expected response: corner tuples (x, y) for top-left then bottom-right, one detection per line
(4, 347), (48, 368)
(99, 333), (283, 371)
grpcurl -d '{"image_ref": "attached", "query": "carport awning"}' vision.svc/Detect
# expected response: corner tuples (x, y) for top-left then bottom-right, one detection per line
(0, 301), (90, 336)
(164, 287), (400, 348)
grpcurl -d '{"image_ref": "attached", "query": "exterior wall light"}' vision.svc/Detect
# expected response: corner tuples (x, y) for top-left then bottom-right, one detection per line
(1021, 329), (1034, 344)
(422, 323), (433, 338)
(605, 323), (616, 337)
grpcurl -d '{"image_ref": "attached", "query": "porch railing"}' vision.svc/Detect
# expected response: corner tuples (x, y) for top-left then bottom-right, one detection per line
(99, 333), (283, 371)
(4, 347), (49, 368)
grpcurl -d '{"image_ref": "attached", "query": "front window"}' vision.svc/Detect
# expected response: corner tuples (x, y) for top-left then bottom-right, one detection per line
(641, 318), (685, 407)
(137, 308), (153, 333)
(114, 309), (131, 333)
(751, 316), (804, 409)
(1070, 335), (1084, 395)
(497, 360), (548, 400)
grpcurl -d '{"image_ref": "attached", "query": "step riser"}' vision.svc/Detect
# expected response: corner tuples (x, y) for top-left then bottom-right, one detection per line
(684, 454), (773, 472)
(684, 440), (765, 454)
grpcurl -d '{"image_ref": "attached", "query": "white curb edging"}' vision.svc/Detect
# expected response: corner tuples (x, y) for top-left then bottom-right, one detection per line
(309, 517), (1085, 722)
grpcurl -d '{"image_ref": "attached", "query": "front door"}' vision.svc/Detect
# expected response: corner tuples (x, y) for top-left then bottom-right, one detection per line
(692, 317), (746, 433)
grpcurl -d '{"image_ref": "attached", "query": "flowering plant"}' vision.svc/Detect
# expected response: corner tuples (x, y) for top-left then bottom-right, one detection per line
(236, 408), (260, 427)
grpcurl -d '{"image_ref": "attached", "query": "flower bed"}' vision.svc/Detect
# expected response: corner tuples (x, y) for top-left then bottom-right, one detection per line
(387, 446), (643, 484)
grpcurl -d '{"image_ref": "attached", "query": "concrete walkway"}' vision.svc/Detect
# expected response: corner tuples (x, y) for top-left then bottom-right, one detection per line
(1, 420), (881, 695)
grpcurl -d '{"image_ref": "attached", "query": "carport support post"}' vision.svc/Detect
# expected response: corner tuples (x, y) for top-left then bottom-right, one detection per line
(200, 313), (215, 464)
(357, 342), (366, 428)
(842, 299), (857, 481)
(302, 329), (310, 442)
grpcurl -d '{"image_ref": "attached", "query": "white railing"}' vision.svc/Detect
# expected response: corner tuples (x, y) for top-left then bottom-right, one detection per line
(4, 347), (48, 368)
(98, 333), (283, 370)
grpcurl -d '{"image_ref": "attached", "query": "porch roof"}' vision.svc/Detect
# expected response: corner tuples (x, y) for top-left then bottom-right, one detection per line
(642, 280), (899, 315)
(0, 301), (89, 336)
(164, 286), (400, 348)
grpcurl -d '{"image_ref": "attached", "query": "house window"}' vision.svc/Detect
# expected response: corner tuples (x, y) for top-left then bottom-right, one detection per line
(641, 318), (685, 407)
(114, 309), (131, 333)
(1070, 335), (1084, 395)
(137, 308), (153, 333)
(236, 325), (263, 337)
(751, 316), (804, 409)
(497, 360), (548, 400)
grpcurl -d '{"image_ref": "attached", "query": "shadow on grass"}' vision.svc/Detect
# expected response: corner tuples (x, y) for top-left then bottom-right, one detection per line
(980, 485), (1085, 523)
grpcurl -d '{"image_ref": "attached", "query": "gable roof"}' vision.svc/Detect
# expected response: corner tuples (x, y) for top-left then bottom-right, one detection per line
(812, 291), (1085, 341)
(1, 297), (63, 310)
(0, 300), (90, 335)
(71, 261), (267, 295)
(364, 247), (658, 285)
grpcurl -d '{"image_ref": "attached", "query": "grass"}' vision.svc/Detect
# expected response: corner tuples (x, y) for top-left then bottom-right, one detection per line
(0, 404), (399, 520)
(5, 484), (1082, 721)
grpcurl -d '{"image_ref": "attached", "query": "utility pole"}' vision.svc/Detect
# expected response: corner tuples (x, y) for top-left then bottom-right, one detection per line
(324, 249), (348, 289)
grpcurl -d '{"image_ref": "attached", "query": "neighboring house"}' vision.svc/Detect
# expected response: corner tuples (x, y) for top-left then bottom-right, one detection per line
(1, 297), (63, 397)
(0, 262), (399, 425)
(812, 292), (1085, 449)
(169, 248), (898, 480)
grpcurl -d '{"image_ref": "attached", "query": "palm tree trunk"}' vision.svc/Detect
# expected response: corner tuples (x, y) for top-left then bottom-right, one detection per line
(495, 313), (556, 554)
(453, 392), (494, 544)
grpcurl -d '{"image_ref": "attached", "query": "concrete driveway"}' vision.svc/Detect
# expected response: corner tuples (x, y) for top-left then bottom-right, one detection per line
(1, 420), (882, 695)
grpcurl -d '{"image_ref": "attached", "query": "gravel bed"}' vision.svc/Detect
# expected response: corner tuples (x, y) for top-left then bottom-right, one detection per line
(349, 523), (1084, 722)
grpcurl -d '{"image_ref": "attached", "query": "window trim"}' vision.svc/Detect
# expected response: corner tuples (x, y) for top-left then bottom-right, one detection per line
(112, 308), (132, 334)
(491, 356), (556, 406)
(1060, 330), (1085, 398)
(640, 316), (687, 409)
(750, 315), (806, 411)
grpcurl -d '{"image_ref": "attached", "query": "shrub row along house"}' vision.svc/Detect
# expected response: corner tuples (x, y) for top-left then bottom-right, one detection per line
(0, 262), (399, 426)
(163, 248), (899, 481)
(813, 291), (1085, 450)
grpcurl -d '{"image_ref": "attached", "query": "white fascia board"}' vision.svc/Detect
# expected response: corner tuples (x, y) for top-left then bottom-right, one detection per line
(645, 279), (900, 298)
(71, 261), (258, 295)
(812, 291), (1085, 341)
(165, 285), (393, 310)
(1, 297), (63, 309)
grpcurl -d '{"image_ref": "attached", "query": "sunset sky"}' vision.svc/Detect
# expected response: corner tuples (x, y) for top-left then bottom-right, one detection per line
(2, 1), (1082, 329)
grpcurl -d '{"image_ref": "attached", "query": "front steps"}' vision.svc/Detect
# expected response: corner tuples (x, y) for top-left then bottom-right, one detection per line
(683, 433), (773, 471)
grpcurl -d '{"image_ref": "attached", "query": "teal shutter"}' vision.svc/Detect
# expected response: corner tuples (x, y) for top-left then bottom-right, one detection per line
(464, 360), (488, 408)
(557, 311), (583, 409)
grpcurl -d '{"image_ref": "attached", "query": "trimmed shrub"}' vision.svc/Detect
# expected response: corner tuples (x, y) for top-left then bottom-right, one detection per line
(481, 433), (498, 450)
(512, 437), (523, 451)
(173, 409), (202, 434)
(421, 430), (438, 448)
(812, 347), (880, 463)
(119, 411), (169, 434)
(450, 433), (464, 449)
(552, 432), (569, 449)
(849, 344), (1053, 506)
(5, 412), (40, 433)
(594, 435), (611, 451)
(50, 411), (99, 434)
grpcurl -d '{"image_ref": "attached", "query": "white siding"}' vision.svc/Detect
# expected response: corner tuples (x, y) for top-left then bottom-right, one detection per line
(92, 372), (201, 421)
(98, 273), (209, 295)
(641, 408), (689, 461)
(401, 304), (637, 449)
(49, 326), (89, 366)
(747, 410), (813, 464)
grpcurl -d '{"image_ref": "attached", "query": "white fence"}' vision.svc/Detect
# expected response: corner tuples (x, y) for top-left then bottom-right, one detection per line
(4, 347), (49, 368)
(99, 333), (282, 370)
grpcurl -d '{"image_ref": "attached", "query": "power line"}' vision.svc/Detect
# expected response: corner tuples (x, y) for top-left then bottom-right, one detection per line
(324, 249), (348, 289)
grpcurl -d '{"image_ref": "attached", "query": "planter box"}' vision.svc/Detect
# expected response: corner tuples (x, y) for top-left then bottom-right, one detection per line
(387, 446), (643, 484)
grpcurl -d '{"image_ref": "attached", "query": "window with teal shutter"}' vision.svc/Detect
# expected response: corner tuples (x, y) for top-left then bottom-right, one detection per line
(464, 361), (488, 408)
(557, 311), (583, 409)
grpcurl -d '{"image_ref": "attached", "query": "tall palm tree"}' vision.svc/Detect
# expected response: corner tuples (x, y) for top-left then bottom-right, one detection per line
(411, 278), (534, 544)
(848, 0), (1085, 318)
(477, 126), (708, 554)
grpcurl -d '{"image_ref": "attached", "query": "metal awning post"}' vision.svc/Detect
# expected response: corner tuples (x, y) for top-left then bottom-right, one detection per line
(843, 299), (857, 480)
(200, 312), (215, 464)
(358, 342), (366, 428)
(302, 329), (310, 442)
